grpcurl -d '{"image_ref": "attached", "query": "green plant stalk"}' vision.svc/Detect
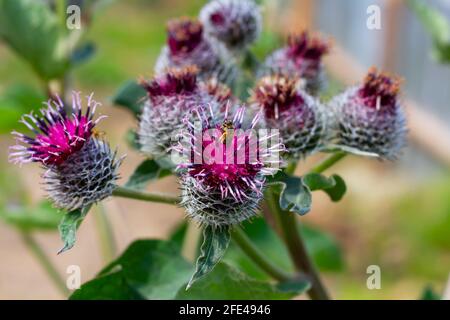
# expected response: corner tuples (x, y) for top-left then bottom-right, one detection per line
(21, 232), (69, 297)
(265, 185), (329, 300)
(231, 227), (291, 282)
(309, 152), (347, 174)
(264, 154), (347, 300)
(93, 205), (117, 263)
(112, 186), (180, 205)
(56, 0), (68, 33)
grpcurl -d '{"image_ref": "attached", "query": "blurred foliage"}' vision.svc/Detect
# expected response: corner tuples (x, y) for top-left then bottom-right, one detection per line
(393, 175), (450, 279)
(70, 239), (308, 300)
(420, 285), (441, 300)
(408, 0), (450, 63)
(0, 201), (61, 231)
(125, 159), (172, 190)
(0, 84), (45, 134)
(170, 217), (344, 281)
(0, 0), (69, 80)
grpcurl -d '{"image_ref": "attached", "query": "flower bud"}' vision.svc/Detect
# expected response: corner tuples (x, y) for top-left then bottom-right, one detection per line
(259, 32), (330, 95)
(139, 67), (220, 158)
(199, 0), (262, 52)
(199, 77), (237, 114)
(250, 75), (328, 160)
(330, 67), (407, 160)
(155, 17), (236, 84)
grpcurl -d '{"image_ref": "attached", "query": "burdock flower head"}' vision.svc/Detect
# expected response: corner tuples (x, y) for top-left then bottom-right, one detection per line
(155, 17), (235, 84)
(199, 0), (262, 52)
(139, 66), (220, 159)
(199, 77), (237, 113)
(260, 32), (330, 95)
(176, 105), (283, 228)
(250, 75), (328, 160)
(330, 67), (407, 160)
(9, 92), (122, 211)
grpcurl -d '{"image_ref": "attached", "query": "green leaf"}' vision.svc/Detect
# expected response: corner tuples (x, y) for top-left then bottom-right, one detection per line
(0, 201), (61, 231)
(0, 0), (69, 79)
(58, 205), (92, 254)
(323, 174), (346, 202)
(302, 173), (336, 191)
(125, 129), (140, 150)
(275, 175), (312, 215)
(302, 173), (347, 202)
(71, 240), (192, 300)
(276, 276), (311, 295)
(72, 239), (309, 300)
(187, 225), (231, 289)
(112, 80), (146, 116)
(224, 218), (343, 279)
(125, 159), (172, 190)
(69, 272), (145, 300)
(0, 84), (46, 133)
(300, 224), (344, 271)
(420, 285), (441, 300)
(177, 262), (309, 299)
(71, 42), (96, 65)
(408, 0), (450, 63)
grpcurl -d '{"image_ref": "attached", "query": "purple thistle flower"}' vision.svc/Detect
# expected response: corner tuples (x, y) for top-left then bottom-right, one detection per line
(199, 0), (262, 52)
(176, 104), (283, 227)
(259, 32), (330, 95)
(9, 92), (123, 211)
(138, 67), (220, 159)
(250, 75), (328, 160)
(330, 67), (407, 160)
(155, 17), (236, 84)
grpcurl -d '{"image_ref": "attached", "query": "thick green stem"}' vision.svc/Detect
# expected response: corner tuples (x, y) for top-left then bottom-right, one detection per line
(21, 232), (69, 297)
(309, 152), (347, 174)
(231, 227), (291, 282)
(93, 205), (116, 263)
(56, 0), (68, 33)
(112, 186), (179, 205)
(265, 186), (329, 300)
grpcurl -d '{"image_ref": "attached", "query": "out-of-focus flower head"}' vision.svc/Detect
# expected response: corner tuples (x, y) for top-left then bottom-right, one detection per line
(259, 31), (330, 95)
(176, 104), (283, 228)
(139, 66), (220, 159)
(250, 75), (329, 159)
(199, 0), (262, 52)
(155, 17), (236, 84)
(9, 92), (122, 211)
(330, 67), (407, 160)
(199, 77), (237, 113)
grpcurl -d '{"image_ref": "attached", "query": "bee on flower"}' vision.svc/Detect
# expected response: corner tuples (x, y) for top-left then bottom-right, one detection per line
(174, 104), (284, 228)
